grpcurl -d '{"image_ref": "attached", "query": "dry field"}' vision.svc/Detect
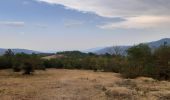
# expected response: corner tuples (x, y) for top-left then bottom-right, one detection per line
(0, 69), (170, 100)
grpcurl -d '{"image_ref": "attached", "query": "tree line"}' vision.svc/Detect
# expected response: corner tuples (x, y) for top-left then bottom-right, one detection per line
(43, 43), (170, 80)
(0, 49), (45, 74)
(0, 43), (170, 80)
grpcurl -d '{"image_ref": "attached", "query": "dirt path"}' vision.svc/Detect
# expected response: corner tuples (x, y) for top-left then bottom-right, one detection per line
(0, 69), (170, 100)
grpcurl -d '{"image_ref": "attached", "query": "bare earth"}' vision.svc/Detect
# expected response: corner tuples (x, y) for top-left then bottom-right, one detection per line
(0, 69), (170, 100)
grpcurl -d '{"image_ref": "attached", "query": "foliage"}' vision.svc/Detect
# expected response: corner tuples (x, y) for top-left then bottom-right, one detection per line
(0, 45), (170, 80)
(153, 45), (170, 80)
(0, 50), (45, 75)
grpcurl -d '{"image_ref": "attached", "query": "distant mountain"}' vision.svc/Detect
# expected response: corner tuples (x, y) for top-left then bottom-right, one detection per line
(0, 48), (42, 55)
(147, 38), (170, 48)
(84, 47), (105, 53)
(91, 38), (170, 55)
(94, 46), (131, 55)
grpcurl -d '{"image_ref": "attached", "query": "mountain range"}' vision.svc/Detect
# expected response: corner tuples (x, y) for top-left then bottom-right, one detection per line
(0, 38), (169, 55)
(0, 48), (41, 55)
(91, 38), (170, 55)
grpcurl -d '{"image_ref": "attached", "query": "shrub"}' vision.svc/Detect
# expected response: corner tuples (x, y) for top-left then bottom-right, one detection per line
(22, 63), (34, 75)
(0, 57), (10, 69)
(121, 44), (154, 78)
(153, 45), (170, 80)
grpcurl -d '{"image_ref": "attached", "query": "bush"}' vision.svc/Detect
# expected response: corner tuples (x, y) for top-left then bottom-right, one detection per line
(13, 53), (46, 75)
(153, 45), (170, 80)
(22, 63), (34, 75)
(120, 44), (170, 80)
(0, 57), (10, 69)
(1, 48), (170, 80)
(12, 66), (21, 72)
(121, 44), (154, 79)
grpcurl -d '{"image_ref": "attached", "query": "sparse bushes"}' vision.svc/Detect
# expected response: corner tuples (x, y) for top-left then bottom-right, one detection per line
(120, 44), (170, 80)
(0, 50), (45, 75)
(0, 46), (170, 80)
(14, 53), (45, 74)
(41, 46), (170, 80)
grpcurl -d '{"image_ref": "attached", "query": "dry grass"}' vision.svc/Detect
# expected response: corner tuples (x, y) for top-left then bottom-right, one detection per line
(42, 54), (64, 60)
(0, 69), (170, 100)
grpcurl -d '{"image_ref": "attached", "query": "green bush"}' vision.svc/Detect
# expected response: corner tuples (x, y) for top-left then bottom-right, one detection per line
(153, 45), (170, 80)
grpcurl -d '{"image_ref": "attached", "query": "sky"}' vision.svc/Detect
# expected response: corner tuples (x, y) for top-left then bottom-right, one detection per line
(0, 0), (170, 52)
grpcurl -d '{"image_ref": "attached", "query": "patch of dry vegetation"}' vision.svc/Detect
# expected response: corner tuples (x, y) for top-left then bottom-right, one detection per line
(0, 69), (170, 100)
(42, 54), (65, 60)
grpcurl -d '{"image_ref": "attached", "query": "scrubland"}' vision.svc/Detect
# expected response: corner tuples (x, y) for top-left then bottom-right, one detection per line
(0, 69), (170, 100)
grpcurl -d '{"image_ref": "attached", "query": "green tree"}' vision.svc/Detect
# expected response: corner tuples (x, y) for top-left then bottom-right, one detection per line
(14, 53), (45, 75)
(4, 49), (14, 57)
(154, 45), (170, 80)
(0, 57), (10, 69)
(154, 45), (170, 67)
(4, 49), (14, 68)
(123, 44), (154, 78)
(127, 44), (152, 67)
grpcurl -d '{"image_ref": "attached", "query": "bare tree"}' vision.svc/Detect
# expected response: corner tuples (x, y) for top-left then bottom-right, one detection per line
(112, 46), (125, 56)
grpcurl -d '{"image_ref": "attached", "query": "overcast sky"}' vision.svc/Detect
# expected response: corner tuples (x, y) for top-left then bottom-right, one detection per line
(0, 0), (170, 51)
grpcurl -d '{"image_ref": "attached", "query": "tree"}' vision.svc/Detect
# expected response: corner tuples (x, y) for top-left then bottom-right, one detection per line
(4, 49), (14, 68)
(127, 44), (152, 67)
(22, 59), (34, 75)
(4, 49), (14, 57)
(123, 44), (154, 78)
(14, 53), (45, 75)
(154, 45), (170, 80)
(0, 57), (10, 69)
(154, 45), (170, 67)
(113, 46), (125, 56)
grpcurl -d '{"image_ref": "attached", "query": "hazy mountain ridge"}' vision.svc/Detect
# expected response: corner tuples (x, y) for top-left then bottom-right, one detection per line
(93, 38), (170, 55)
(0, 48), (41, 55)
(147, 38), (170, 48)
(0, 38), (169, 55)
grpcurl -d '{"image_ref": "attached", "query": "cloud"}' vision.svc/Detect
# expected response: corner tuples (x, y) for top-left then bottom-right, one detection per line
(37, 0), (170, 17)
(36, 0), (170, 29)
(0, 21), (48, 29)
(99, 16), (170, 29)
(0, 21), (25, 27)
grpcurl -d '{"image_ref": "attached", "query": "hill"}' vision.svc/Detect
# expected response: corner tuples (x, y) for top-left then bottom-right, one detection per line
(92, 38), (170, 55)
(0, 48), (42, 55)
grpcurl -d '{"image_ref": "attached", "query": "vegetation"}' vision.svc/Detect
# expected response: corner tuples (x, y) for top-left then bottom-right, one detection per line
(0, 43), (170, 80)
(0, 50), (44, 75)
(42, 44), (170, 80)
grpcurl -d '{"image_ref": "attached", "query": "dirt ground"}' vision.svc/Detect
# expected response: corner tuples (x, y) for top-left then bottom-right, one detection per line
(0, 69), (170, 100)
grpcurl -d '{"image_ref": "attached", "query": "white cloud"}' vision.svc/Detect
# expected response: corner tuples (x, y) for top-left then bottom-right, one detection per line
(37, 0), (170, 17)
(36, 0), (170, 29)
(99, 16), (170, 29)
(0, 21), (25, 27)
(0, 21), (48, 29)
